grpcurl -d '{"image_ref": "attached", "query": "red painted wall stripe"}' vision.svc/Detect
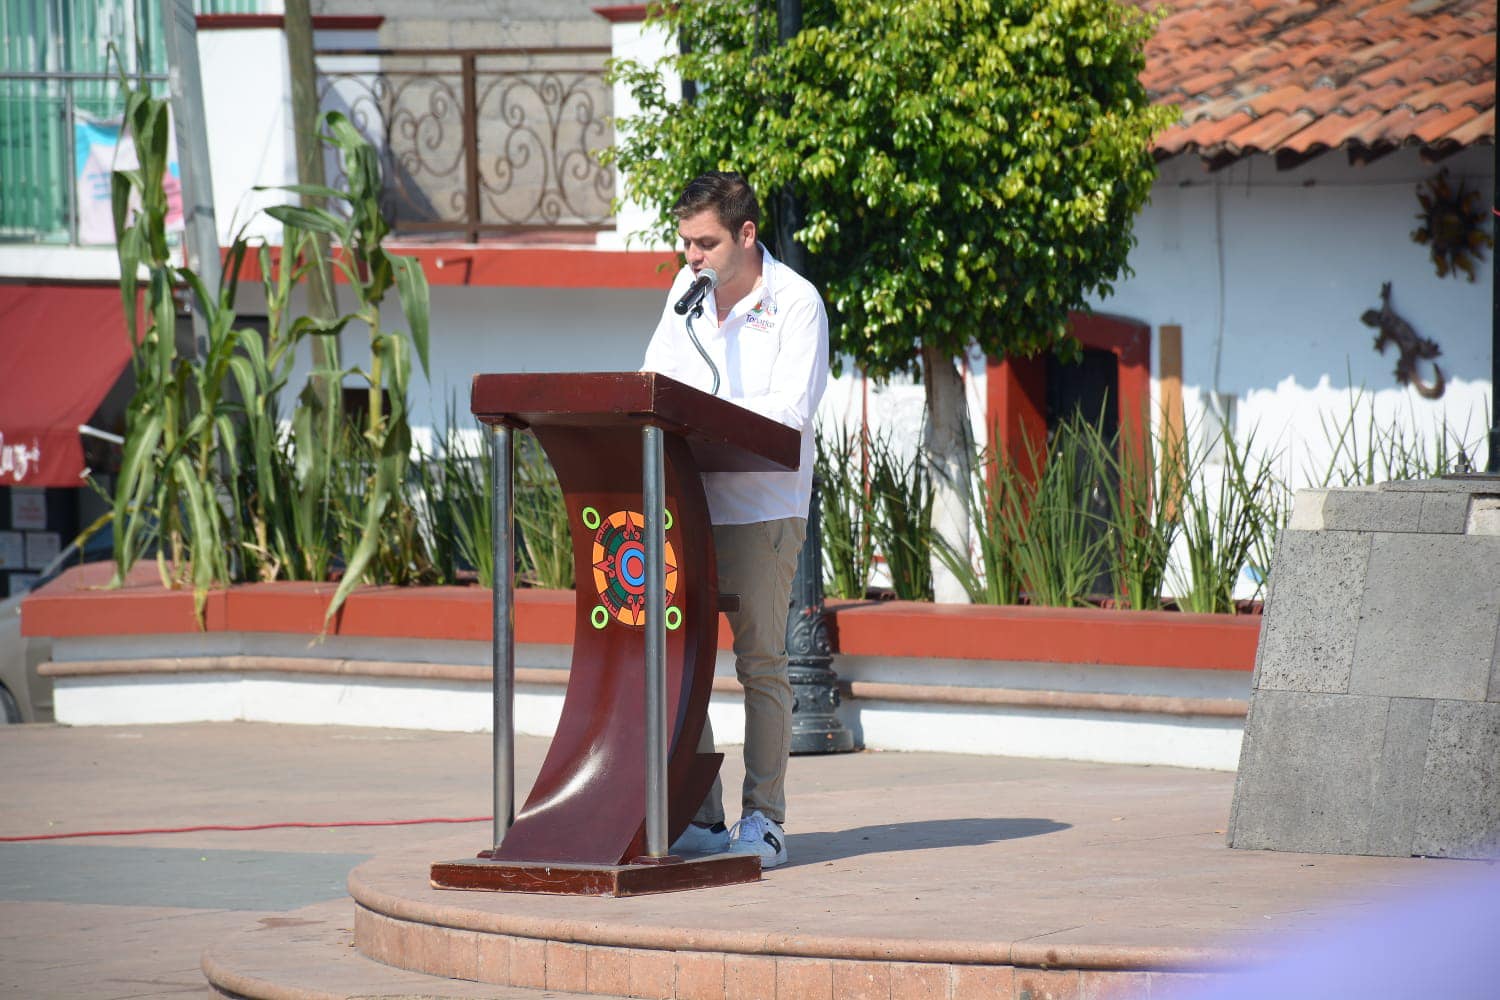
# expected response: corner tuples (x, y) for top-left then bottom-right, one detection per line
(226, 244), (678, 290)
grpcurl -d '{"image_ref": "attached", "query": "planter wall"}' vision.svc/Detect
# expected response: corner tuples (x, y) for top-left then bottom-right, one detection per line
(25, 564), (1260, 769)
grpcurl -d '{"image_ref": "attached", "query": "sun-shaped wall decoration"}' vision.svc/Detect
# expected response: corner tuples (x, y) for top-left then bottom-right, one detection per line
(1411, 168), (1493, 283)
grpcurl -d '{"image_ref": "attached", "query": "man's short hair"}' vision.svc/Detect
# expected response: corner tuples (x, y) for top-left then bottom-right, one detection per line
(673, 171), (760, 235)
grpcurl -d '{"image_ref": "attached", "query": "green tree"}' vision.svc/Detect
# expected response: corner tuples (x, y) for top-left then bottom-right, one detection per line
(610, 0), (1174, 600)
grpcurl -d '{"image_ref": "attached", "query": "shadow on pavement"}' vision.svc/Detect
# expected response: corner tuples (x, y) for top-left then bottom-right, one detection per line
(787, 816), (1069, 865)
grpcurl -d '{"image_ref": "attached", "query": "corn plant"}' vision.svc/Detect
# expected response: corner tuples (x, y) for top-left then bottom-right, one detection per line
(261, 110), (432, 621)
(230, 228), (344, 583)
(110, 74), (255, 616)
(867, 434), (933, 601)
(814, 422), (876, 599)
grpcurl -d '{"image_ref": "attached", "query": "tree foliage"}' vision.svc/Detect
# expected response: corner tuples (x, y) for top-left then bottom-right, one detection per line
(609, 0), (1176, 379)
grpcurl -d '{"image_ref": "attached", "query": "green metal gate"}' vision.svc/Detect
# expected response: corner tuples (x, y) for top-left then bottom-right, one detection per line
(0, 0), (260, 243)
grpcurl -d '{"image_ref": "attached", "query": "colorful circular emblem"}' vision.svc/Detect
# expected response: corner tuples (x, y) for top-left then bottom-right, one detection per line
(590, 509), (680, 628)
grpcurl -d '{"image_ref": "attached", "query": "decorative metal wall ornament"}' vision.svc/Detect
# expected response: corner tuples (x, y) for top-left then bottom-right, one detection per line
(1361, 282), (1445, 400)
(1411, 168), (1493, 283)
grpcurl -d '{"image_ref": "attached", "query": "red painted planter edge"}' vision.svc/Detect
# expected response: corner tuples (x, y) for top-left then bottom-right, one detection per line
(21, 564), (1258, 671)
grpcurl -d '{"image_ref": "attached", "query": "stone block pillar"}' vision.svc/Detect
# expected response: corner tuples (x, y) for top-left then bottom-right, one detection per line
(1228, 479), (1500, 859)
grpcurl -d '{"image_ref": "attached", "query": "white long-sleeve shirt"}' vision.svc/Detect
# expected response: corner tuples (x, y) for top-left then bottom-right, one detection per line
(642, 245), (829, 525)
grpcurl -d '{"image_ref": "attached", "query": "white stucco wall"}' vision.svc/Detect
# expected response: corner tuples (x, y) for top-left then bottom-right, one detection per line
(1105, 146), (1494, 488)
(597, 15), (679, 252)
(198, 28), (298, 245)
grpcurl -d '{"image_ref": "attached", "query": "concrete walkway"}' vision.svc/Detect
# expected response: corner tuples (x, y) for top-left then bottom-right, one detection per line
(0, 722), (1478, 999)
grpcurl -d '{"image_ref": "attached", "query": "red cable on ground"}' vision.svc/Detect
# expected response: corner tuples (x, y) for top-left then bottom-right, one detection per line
(0, 815), (492, 843)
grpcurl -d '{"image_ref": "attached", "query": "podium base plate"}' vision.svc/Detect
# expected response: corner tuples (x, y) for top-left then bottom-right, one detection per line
(430, 853), (761, 897)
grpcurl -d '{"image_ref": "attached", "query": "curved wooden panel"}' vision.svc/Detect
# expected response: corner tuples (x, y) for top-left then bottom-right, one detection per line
(493, 425), (721, 865)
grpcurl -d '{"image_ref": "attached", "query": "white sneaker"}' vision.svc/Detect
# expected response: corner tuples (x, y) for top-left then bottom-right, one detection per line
(670, 821), (730, 855)
(727, 810), (788, 868)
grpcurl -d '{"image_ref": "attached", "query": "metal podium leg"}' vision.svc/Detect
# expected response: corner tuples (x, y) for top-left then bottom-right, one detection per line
(492, 425), (515, 852)
(642, 425), (668, 857)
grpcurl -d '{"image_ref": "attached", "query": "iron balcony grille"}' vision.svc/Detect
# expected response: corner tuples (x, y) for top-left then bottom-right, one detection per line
(316, 46), (617, 243)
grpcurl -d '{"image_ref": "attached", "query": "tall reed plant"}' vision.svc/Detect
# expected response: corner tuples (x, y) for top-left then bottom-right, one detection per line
(1004, 418), (1113, 607)
(931, 438), (1021, 606)
(413, 409), (492, 586)
(1170, 422), (1281, 613)
(1097, 422), (1186, 610)
(814, 422), (876, 599)
(1310, 383), (1480, 487)
(867, 435), (933, 601)
(513, 433), (574, 590)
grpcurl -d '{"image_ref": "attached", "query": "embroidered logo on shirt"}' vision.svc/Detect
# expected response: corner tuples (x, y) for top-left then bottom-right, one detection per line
(744, 297), (778, 331)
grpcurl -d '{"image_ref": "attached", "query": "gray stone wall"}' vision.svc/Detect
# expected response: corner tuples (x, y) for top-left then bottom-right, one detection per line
(1228, 480), (1500, 859)
(313, 0), (609, 49)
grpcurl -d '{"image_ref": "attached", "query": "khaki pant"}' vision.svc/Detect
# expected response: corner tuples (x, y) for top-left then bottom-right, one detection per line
(693, 517), (807, 826)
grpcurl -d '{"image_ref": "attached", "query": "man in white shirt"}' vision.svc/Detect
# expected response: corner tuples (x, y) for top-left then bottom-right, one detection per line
(642, 172), (829, 869)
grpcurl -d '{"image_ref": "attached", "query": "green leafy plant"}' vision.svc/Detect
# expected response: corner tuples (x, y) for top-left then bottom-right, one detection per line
(109, 80), (436, 620)
(230, 229), (343, 584)
(815, 422), (876, 599)
(609, 0), (1176, 592)
(413, 406), (487, 586)
(438, 427), (496, 589)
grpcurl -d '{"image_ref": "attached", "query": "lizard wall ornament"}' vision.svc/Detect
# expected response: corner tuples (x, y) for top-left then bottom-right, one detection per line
(1361, 282), (1445, 400)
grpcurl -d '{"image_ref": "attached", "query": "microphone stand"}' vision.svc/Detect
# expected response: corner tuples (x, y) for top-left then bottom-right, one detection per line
(686, 300), (721, 396)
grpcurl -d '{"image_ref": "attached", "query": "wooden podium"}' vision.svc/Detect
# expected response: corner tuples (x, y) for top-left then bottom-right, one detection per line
(430, 373), (799, 896)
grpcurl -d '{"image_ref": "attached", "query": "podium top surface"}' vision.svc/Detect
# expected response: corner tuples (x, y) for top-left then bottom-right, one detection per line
(470, 372), (800, 473)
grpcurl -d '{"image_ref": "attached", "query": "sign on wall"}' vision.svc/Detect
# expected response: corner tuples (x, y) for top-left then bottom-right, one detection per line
(73, 111), (184, 245)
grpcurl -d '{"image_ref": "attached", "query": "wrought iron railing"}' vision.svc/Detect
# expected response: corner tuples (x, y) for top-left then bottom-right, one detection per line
(316, 47), (616, 242)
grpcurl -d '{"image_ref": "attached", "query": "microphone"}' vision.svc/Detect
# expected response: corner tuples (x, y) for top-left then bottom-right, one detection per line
(672, 267), (718, 316)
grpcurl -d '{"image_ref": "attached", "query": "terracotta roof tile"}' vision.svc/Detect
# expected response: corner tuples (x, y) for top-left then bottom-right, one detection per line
(1447, 80), (1496, 109)
(1142, 0), (1495, 163)
(1343, 79), (1426, 115)
(1289, 86), (1349, 117)
(1246, 84), (1317, 117)
(1448, 106), (1496, 144)
(1229, 109), (1320, 151)
(1413, 79), (1484, 112)
(1179, 111), (1260, 148)
(1284, 107), (1387, 150)
(1414, 104), (1483, 143)
(1353, 104), (1449, 145)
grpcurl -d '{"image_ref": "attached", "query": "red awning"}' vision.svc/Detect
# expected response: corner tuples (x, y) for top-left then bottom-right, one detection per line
(0, 283), (134, 487)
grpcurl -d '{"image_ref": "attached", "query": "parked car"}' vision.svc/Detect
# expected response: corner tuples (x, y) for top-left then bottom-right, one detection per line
(0, 531), (112, 723)
(0, 592), (50, 723)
